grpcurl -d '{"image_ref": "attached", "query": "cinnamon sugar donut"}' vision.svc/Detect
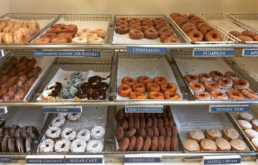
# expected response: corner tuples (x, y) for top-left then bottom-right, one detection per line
(142, 25), (155, 32)
(129, 22), (141, 27)
(160, 83), (177, 93)
(242, 31), (257, 37)
(129, 92), (146, 99)
(183, 26), (197, 34)
(129, 18), (141, 23)
(153, 77), (167, 85)
(129, 30), (144, 39)
(148, 92), (164, 99)
(137, 76), (152, 85)
(189, 82), (205, 92)
(116, 21), (128, 27)
(146, 83), (160, 92)
(144, 29), (158, 39)
(158, 27), (173, 36)
(160, 33), (176, 43)
(205, 31), (221, 41)
(129, 25), (141, 31)
(118, 84), (132, 97)
(142, 21), (154, 26)
(204, 81), (220, 92)
(187, 30), (203, 42)
(122, 77), (136, 86)
(226, 89), (244, 99)
(164, 91), (181, 100)
(210, 71), (224, 81)
(210, 91), (228, 100)
(156, 24), (168, 31)
(194, 92), (211, 100)
(115, 26), (128, 34)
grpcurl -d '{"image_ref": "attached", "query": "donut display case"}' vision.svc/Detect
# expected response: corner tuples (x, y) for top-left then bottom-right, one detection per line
(230, 13), (258, 30)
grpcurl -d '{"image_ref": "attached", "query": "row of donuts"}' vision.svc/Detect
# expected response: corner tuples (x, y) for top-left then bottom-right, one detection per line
(33, 23), (106, 44)
(39, 113), (105, 153)
(230, 31), (258, 42)
(118, 76), (181, 100)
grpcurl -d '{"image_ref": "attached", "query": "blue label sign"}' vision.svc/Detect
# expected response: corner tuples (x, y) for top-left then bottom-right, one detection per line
(33, 51), (101, 58)
(125, 106), (163, 113)
(204, 158), (241, 164)
(0, 157), (11, 163)
(0, 108), (6, 113)
(65, 158), (103, 164)
(26, 159), (64, 164)
(43, 107), (82, 113)
(193, 49), (234, 57)
(209, 105), (249, 113)
(123, 158), (160, 163)
(127, 47), (166, 54)
(0, 50), (4, 57)
(243, 49), (258, 56)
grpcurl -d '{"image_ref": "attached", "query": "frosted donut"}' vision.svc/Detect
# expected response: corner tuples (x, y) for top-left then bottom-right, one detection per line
(13, 28), (31, 43)
(198, 73), (212, 83)
(3, 33), (13, 44)
(218, 78), (233, 89)
(41, 90), (59, 100)
(45, 126), (61, 140)
(92, 29), (106, 38)
(204, 81), (220, 92)
(71, 139), (87, 152)
(51, 116), (66, 128)
(55, 139), (71, 153)
(87, 140), (103, 153)
(91, 126), (105, 139)
(233, 79), (249, 90)
(28, 20), (40, 35)
(67, 113), (81, 122)
(39, 139), (54, 153)
(71, 37), (88, 43)
(61, 128), (76, 141)
(88, 37), (104, 44)
(76, 129), (91, 142)
(77, 28), (91, 36)
(57, 113), (68, 117)
(79, 32), (97, 39)
(224, 71), (239, 81)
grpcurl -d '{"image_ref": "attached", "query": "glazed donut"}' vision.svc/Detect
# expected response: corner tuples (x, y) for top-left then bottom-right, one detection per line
(189, 82), (205, 92)
(164, 91), (181, 100)
(187, 30), (203, 42)
(238, 36), (253, 42)
(80, 33), (97, 39)
(156, 24), (168, 31)
(13, 28), (31, 43)
(64, 24), (78, 33)
(160, 83), (177, 93)
(198, 23), (209, 30)
(160, 33), (176, 43)
(87, 140), (103, 153)
(129, 30), (144, 39)
(142, 25), (155, 32)
(210, 91), (228, 99)
(194, 92), (211, 100)
(115, 25), (129, 34)
(200, 26), (214, 36)
(242, 31), (257, 37)
(50, 37), (68, 43)
(132, 83), (146, 93)
(117, 18), (128, 22)
(129, 18), (141, 22)
(146, 83), (160, 92)
(76, 129), (91, 142)
(7, 20), (17, 28)
(71, 139), (86, 152)
(67, 113), (81, 122)
(224, 71), (239, 81)
(129, 92), (146, 99)
(158, 27), (173, 36)
(92, 29), (106, 38)
(91, 126), (105, 139)
(118, 84), (132, 97)
(40, 33), (57, 39)
(226, 89), (244, 99)
(184, 75), (198, 83)
(28, 20), (40, 34)
(71, 37), (88, 43)
(183, 26), (197, 34)
(210, 71), (224, 81)
(33, 38), (50, 43)
(88, 37), (104, 44)
(55, 139), (71, 153)
(204, 81), (220, 92)
(61, 128), (76, 141)
(51, 116), (65, 128)
(45, 126), (61, 140)
(137, 76), (152, 85)
(116, 21), (128, 27)
(129, 25), (141, 31)
(47, 28), (61, 34)
(144, 29), (158, 39)
(153, 77), (167, 85)
(57, 33), (72, 42)
(148, 92), (164, 99)
(142, 21), (154, 26)
(230, 31), (243, 37)
(198, 73), (212, 83)
(205, 31), (221, 41)
(164, 37), (181, 43)
(39, 139), (54, 153)
(233, 79), (249, 90)
(77, 28), (91, 36)
(52, 24), (66, 29)
(218, 78), (233, 89)
(242, 89), (258, 99)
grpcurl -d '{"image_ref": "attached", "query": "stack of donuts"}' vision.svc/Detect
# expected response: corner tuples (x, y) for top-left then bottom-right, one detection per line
(0, 19), (40, 43)
(115, 17), (181, 43)
(33, 23), (106, 44)
(0, 117), (39, 153)
(115, 108), (178, 151)
(118, 76), (181, 100)
(169, 13), (221, 42)
(184, 70), (258, 100)
(0, 56), (41, 101)
(183, 127), (247, 151)
(39, 113), (105, 153)
(230, 30), (258, 42)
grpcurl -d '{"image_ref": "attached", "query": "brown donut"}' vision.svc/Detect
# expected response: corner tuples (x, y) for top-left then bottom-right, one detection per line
(142, 21), (154, 26)
(171, 137), (178, 151)
(121, 119), (128, 130)
(183, 26), (196, 34)
(116, 21), (128, 27)
(158, 126), (166, 137)
(190, 16), (201, 22)
(115, 25), (129, 34)
(152, 117), (158, 127)
(132, 83), (145, 93)
(151, 136), (158, 151)
(134, 113), (139, 118)
(129, 22), (141, 27)
(157, 118), (163, 127)
(176, 18), (189, 27)
(142, 25), (155, 32)
(162, 109), (167, 118)
(152, 127), (159, 137)
(238, 36), (254, 42)
(128, 113), (133, 118)
(58, 33), (73, 42)
(146, 128), (154, 137)
(129, 25), (141, 31)
(125, 128), (136, 138)
(139, 113), (145, 118)
(163, 118), (169, 127)
(172, 126), (178, 137)
(117, 18), (128, 22)
(156, 24), (168, 30)
(124, 110), (129, 118)
(191, 20), (204, 26)
(164, 37), (181, 43)
(187, 30), (203, 42)
(169, 118), (175, 127)
(52, 24), (66, 29)
(134, 118), (140, 129)
(135, 136), (144, 151)
(140, 118), (146, 128)
(158, 136), (164, 151)
(129, 30), (144, 39)
(115, 126), (124, 141)
(146, 118), (153, 129)
(118, 137), (130, 151)
(165, 127), (172, 137)
(158, 27), (173, 36)
(142, 136), (151, 151)
(230, 31), (243, 37)
(242, 31), (257, 37)
(128, 117), (134, 129)
(47, 28), (61, 34)
(40, 33), (57, 39)
(205, 31), (221, 41)
(116, 109), (124, 121)
(182, 23), (196, 30)
(145, 113), (151, 118)
(127, 136), (136, 151)
(156, 113), (162, 118)
(137, 128), (146, 138)
(129, 18), (141, 22)
(253, 35), (258, 41)
(167, 109), (172, 118)
(201, 26), (214, 36)
(144, 29), (158, 39)
(160, 33), (176, 43)
(198, 23), (209, 30)
(141, 18), (152, 22)
(164, 137), (171, 151)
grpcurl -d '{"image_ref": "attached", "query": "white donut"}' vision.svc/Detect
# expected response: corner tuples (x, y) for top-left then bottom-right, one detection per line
(71, 139), (87, 152)
(88, 37), (104, 44)
(77, 28), (91, 36)
(57, 113), (68, 118)
(87, 140), (103, 153)
(76, 129), (91, 142)
(91, 126), (105, 139)
(79, 33), (97, 39)
(71, 37), (87, 43)
(55, 139), (71, 153)
(51, 116), (66, 128)
(61, 128), (76, 141)
(67, 113), (82, 122)
(39, 139), (54, 153)
(92, 29), (106, 38)
(45, 126), (61, 140)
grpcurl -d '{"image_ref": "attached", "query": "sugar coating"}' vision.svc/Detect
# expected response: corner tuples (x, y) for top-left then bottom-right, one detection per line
(51, 116), (66, 128)
(39, 139), (54, 153)
(61, 128), (77, 141)
(55, 139), (71, 153)
(251, 137), (258, 148)
(45, 126), (61, 139)
(57, 113), (68, 118)
(68, 78), (81, 88)
(91, 126), (105, 140)
(67, 113), (81, 122)
(76, 129), (91, 142)
(60, 86), (78, 99)
(71, 72), (85, 80)
(245, 129), (258, 138)
(237, 120), (252, 129)
(87, 140), (103, 153)
(239, 112), (253, 121)
(71, 139), (87, 152)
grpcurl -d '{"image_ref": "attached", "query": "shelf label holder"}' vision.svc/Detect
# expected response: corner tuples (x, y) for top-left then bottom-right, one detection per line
(65, 155), (103, 165)
(0, 107), (7, 114)
(193, 48), (234, 57)
(242, 49), (258, 56)
(26, 156), (64, 165)
(203, 155), (241, 165)
(124, 155), (162, 164)
(33, 50), (101, 58)
(0, 50), (4, 57)
(125, 105), (163, 113)
(0, 157), (11, 163)
(42, 106), (82, 113)
(209, 105), (249, 113)
(126, 46), (166, 54)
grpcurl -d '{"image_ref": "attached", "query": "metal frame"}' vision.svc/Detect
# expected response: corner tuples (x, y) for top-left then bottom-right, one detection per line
(229, 13), (258, 31)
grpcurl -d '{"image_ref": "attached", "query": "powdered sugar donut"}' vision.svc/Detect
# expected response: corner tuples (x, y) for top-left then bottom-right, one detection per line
(57, 113), (68, 118)
(76, 129), (91, 142)
(71, 139), (87, 152)
(67, 113), (81, 122)
(61, 128), (76, 141)
(87, 140), (103, 153)
(239, 112), (254, 122)
(39, 139), (54, 153)
(91, 126), (105, 139)
(51, 116), (66, 128)
(45, 126), (61, 140)
(55, 139), (71, 153)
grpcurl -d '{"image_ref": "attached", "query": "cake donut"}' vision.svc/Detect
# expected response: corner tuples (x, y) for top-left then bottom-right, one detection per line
(115, 126), (124, 141)
(148, 92), (164, 99)
(45, 126), (61, 140)
(146, 83), (160, 92)
(16, 137), (25, 153)
(132, 83), (146, 93)
(194, 92), (211, 100)
(210, 91), (228, 100)
(144, 29), (158, 39)
(61, 128), (76, 141)
(142, 136), (151, 151)
(210, 71), (224, 81)
(157, 136), (164, 151)
(55, 139), (71, 153)
(189, 82), (205, 92)
(224, 71), (239, 81)
(129, 30), (144, 39)
(226, 89), (244, 99)
(115, 26), (129, 34)
(71, 139), (87, 152)
(127, 136), (136, 151)
(67, 113), (81, 122)
(153, 77), (167, 85)
(76, 129), (91, 142)
(233, 79), (249, 90)
(118, 84), (132, 97)
(242, 89), (258, 99)
(187, 30), (203, 42)
(51, 116), (65, 128)
(39, 139), (54, 153)
(91, 126), (105, 139)
(184, 75), (198, 83)
(218, 78), (233, 89)
(198, 73), (212, 83)
(137, 76), (152, 85)
(27, 126), (39, 139)
(122, 77), (136, 87)
(87, 140), (103, 153)
(160, 83), (177, 93)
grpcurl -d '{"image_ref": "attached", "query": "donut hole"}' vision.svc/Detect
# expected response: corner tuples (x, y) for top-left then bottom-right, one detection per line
(46, 144), (49, 147)
(77, 144), (81, 147)
(93, 144), (99, 148)
(96, 131), (100, 133)
(193, 33), (200, 37)
(61, 144), (66, 148)
(211, 33), (217, 38)
(51, 130), (56, 134)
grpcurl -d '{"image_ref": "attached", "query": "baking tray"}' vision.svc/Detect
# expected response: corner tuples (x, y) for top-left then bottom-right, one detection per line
(0, 51), (57, 102)
(111, 14), (187, 45)
(0, 106), (52, 154)
(112, 106), (183, 153)
(229, 14), (258, 32)
(198, 13), (258, 44)
(0, 13), (60, 45)
(171, 52), (258, 102)
(33, 106), (109, 154)
(32, 51), (114, 102)
(27, 14), (112, 45)
(167, 13), (236, 44)
(172, 105), (254, 153)
(113, 52), (185, 101)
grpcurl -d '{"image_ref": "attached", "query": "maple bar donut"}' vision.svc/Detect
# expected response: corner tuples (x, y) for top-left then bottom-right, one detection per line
(188, 130), (205, 143)
(224, 71), (239, 81)
(223, 127), (239, 141)
(189, 82), (205, 92)
(137, 76), (152, 85)
(164, 91), (181, 99)
(129, 30), (144, 39)
(153, 77), (167, 86)
(194, 92), (211, 100)
(210, 71), (224, 81)
(115, 25), (129, 34)
(144, 29), (158, 39)
(198, 73), (212, 83)
(242, 89), (258, 99)
(226, 89), (244, 99)
(210, 91), (228, 99)
(122, 77), (136, 87)
(218, 78), (233, 89)
(205, 31), (221, 41)
(200, 139), (217, 151)
(204, 81), (220, 92)
(205, 128), (222, 140)
(118, 84), (132, 97)
(40, 33), (57, 39)
(187, 30), (203, 42)
(129, 92), (146, 99)
(184, 74), (198, 83)
(146, 83), (160, 92)
(237, 120), (252, 130)
(233, 79), (249, 90)
(132, 83), (145, 93)
(148, 92), (164, 99)
(238, 112), (254, 122)
(33, 38), (50, 43)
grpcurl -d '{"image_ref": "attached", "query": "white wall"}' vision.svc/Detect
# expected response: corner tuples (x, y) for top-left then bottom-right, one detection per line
(0, 0), (9, 16)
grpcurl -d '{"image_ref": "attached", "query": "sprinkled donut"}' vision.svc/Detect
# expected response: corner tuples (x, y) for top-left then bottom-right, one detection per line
(87, 140), (103, 153)
(39, 139), (54, 153)
(71, 72), (85, 80)
(76, 129), (91, 142)
(55, 139), (71, 153)
(51, 116), (65, 128)
(67, 113), (81, 122)
(91, 126), (105, 139)
(57, 113), (68, 118)
(71, 139), (87, 152)
(45, 126), (61, 140)
(61, 128), (76, 141)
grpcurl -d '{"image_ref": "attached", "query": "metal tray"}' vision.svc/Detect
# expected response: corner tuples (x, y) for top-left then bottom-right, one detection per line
(111, 14), (187, 45)
(32, 106), (109, 154)
(112, 106), (183, 153)
(0, 13), (60, 45)
(229, 13), (258, 31)
(171, 105), (254, 153)
(198, 13), (258, 44)
(166, 13), (236, 44)
(32, 51), (114, 102)
(27, 14), (112, 45)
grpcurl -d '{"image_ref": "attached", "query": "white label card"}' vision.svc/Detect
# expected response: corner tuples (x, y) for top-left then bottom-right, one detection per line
(124, 155), (162, 165)
(203, 156), (241, 165)
(43, 106), (82, 113)
(0, 107), (7, 114)
(65, 155), (104, 165)
(0, 50), (4, 57)
(125, 105), (163, 113)
(26, 155), (64, 165)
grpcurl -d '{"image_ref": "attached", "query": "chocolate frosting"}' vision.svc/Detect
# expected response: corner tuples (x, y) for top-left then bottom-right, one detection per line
(49, 82), (62, 91)
(88, 76), (102, 84)
(75, 89), (90, 99)
(80, 82), (94, 93)
(91, 89), (106, 100)
(94, 82), (109, 91)
(49, 90), (59, 97)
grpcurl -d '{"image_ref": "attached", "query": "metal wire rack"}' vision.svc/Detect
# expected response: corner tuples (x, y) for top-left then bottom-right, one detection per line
(166, 13), (236, 44)
(198, 13), (258, 44)
(27, 14), (112, 45)
(0, 13), (61, 45)
(230, 13), (258, 30)
(111, 14), (187, 45)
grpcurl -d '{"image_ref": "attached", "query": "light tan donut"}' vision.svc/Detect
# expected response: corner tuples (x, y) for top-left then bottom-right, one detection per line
(88, 37), (104, 44)
(77, 28), (91, 36)
(92, 29), (106, 38)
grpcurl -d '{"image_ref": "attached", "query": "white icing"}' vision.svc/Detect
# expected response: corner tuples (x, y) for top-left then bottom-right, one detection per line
(77, 129), (91, 142)
(237, 120), (252, 129)
(224, 127), (239, 140)
(54, 139), (71, 153)
(189, 130), (204, 140)
(244, 129), (258, 138)
(51, 116), (66, 128)
(45, 126), (61, 139)
(47, 83), (56, 89)
(57, 113), (68, 117)
(251, 138), (258, 148)
(252, 119), (258, 127)
(215, 138), (231, 150)
(72, 37), (88, 43)
(201, 139), (216, 150)
(239, 112), (253, 121)
(91, 126), (105, 140)
(86, 140), (103, 153)
(71, 139), (87, 152)
(67, 113), (82, 121)
(39, 139), (54, 153)
(206, 128), (222, 138)
(42, 90), (53, 98)
(61, 128), (77, 141)
(182, 139), (199, 151)
(230, 139), (246, 150)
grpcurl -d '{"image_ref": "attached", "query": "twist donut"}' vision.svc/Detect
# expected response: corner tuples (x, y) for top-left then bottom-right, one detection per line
(129, 92), (146, 99)
(148, 92), (164, 99)
(226, 89), (244, 99)
(129, 30), (144, 39)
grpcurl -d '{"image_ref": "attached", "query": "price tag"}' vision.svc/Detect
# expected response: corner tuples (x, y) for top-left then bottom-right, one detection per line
(242, 49), (258, 56)
(203, 156), (241, 165)
(193, 49), (234, 57)
(33, 51), (101, 58)
(124, 155), (162, 164)
(65, 155), (103, 165)
(26, 156), (64, 165)
(0, 50), (4, 57)
(209, 105), (249, 113)
(0, 107), (7, 114)
(125, 105), (163, 113)
(43, 106), (82, 113)
(126, 47), (166, 54)
(0, 157), (11, 163)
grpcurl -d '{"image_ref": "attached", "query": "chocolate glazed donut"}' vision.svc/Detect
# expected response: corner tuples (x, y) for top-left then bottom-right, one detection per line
(8, 138), (16, 152)
(2, 136), (10, 152)
(16, 137), (25, 153)
(10, 125), (19, 138)
(91, 90), (106, 100)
